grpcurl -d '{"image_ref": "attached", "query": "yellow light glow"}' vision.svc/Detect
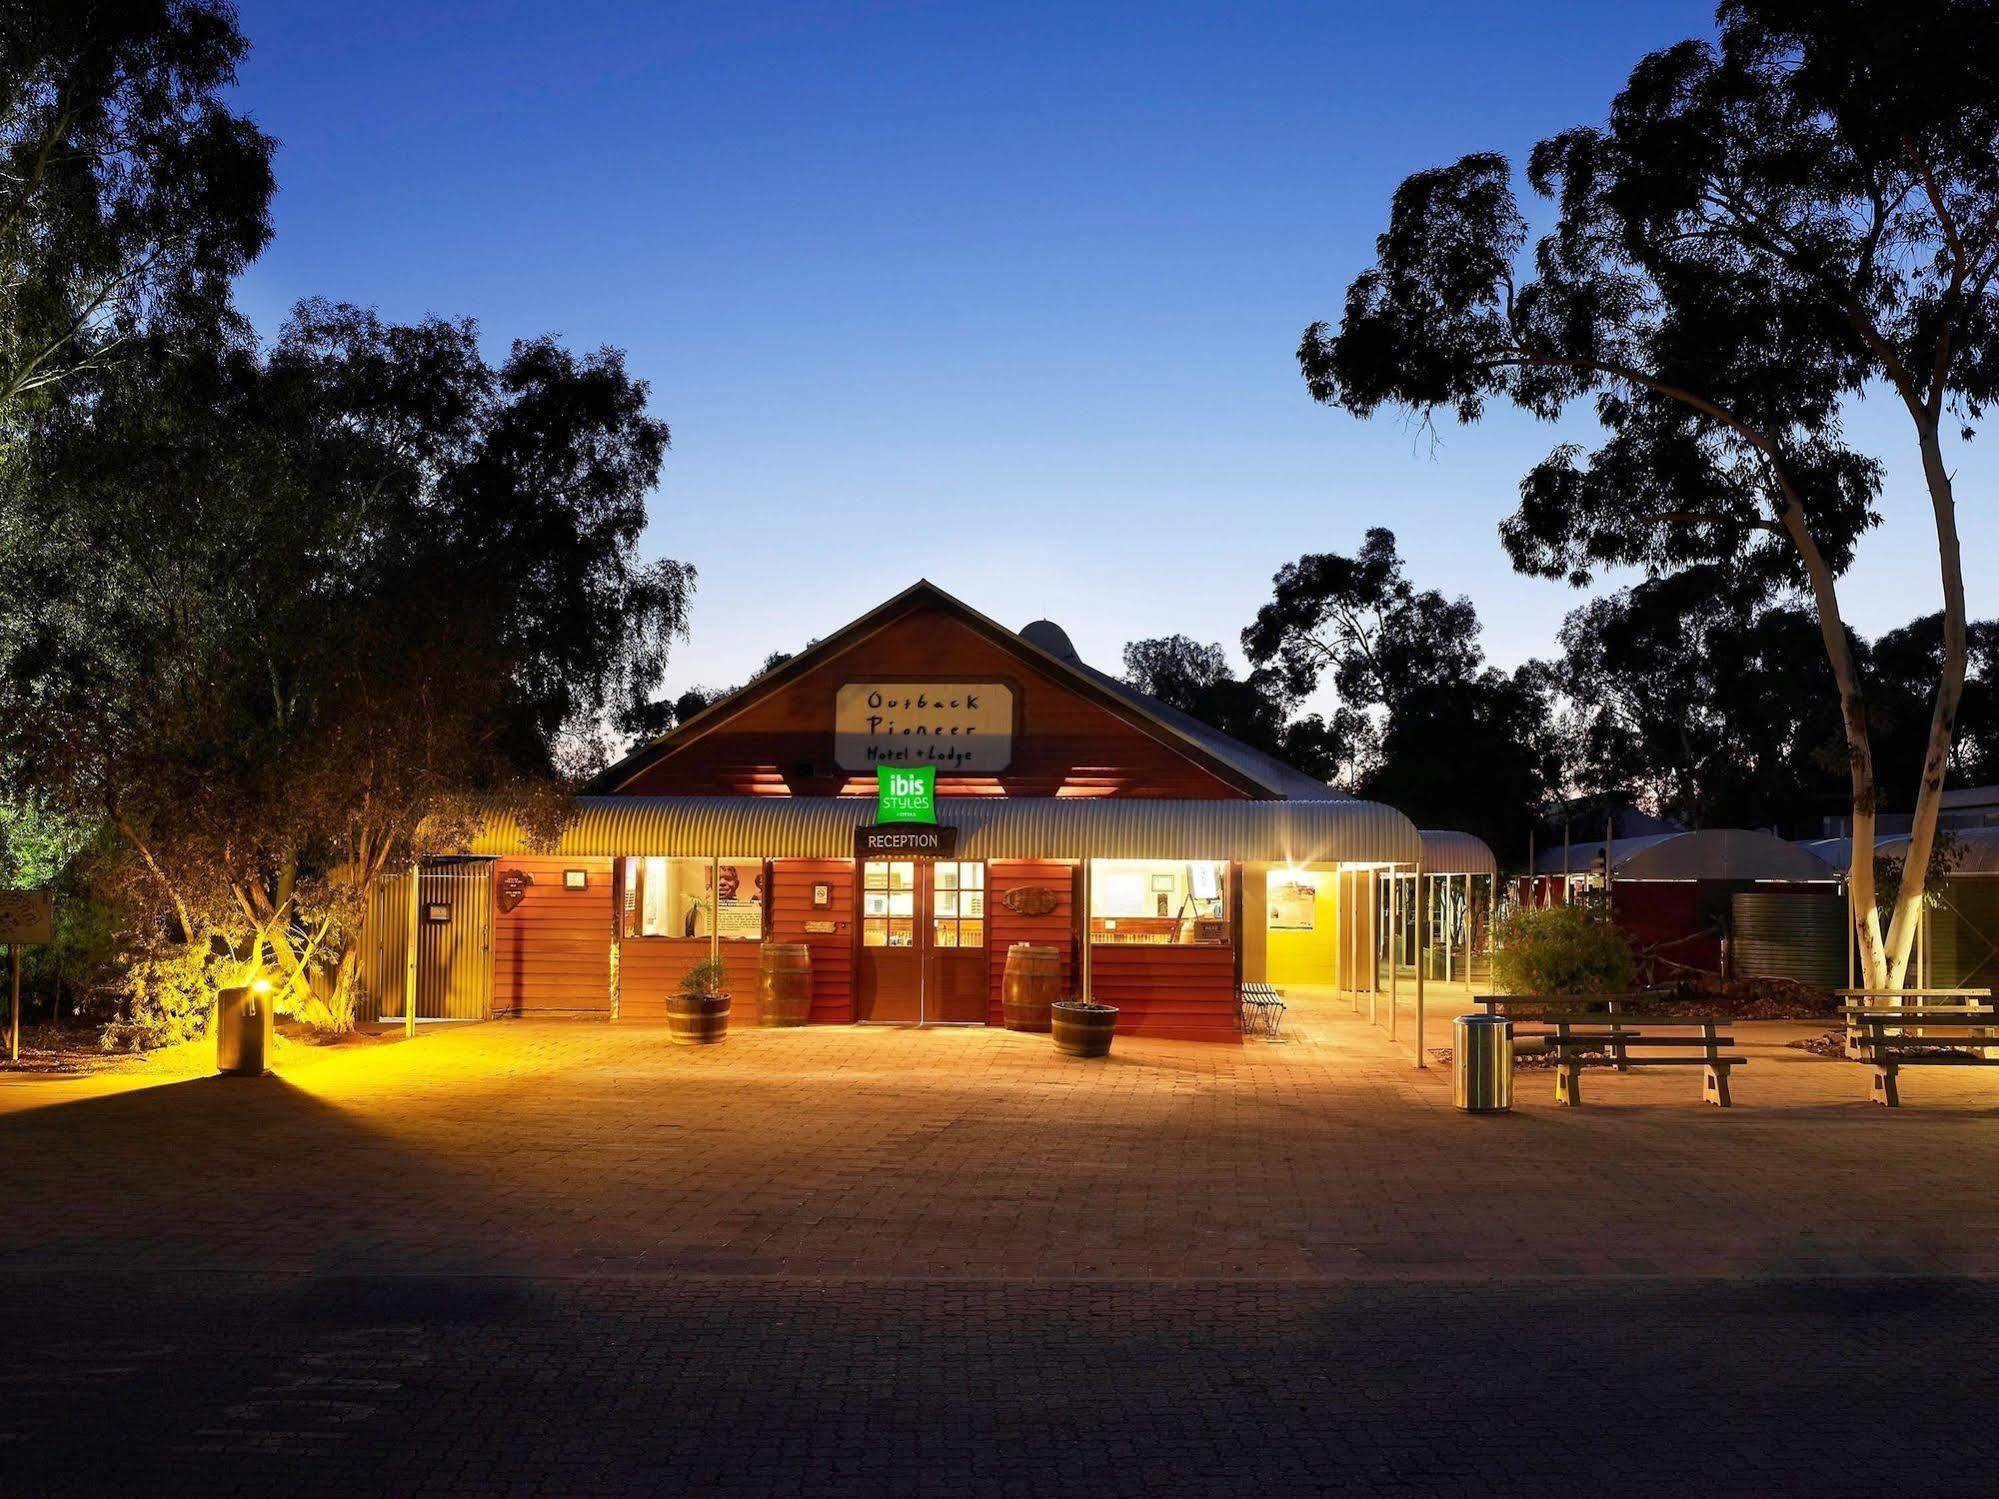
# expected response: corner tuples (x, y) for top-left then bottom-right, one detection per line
(251, 978), (272, 994)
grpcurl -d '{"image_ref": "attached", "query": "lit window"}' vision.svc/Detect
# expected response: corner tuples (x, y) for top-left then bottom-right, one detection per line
(1088, 859), (1230, 947)
(622, 857), (764, 940)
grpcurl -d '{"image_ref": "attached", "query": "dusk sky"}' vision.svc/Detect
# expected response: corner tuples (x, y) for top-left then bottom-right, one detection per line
(230, 0), (1995, 702)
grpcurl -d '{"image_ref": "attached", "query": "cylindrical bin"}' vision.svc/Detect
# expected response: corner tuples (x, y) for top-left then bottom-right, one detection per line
(758, 943), (814, 1027)
(215, 982), (272, 1077)
(1453, 1013), (1513, 1112)
(1001, 944), (1061, 1032)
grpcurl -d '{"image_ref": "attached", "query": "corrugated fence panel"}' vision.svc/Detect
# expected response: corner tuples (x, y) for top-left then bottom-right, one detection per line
(1731, 892), (1844, 988)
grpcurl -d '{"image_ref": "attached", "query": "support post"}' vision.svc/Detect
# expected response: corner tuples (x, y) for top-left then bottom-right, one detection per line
(1080, 859), (1093, 1002)
(8, 943), (18, 1063)
(1389, 872), (1400, 1040)
(1368, 873), (1378, 1025)
(403, 863), (420, 1040)
(710, 856), (721, 969)
(1414, 855), (1427, 1068)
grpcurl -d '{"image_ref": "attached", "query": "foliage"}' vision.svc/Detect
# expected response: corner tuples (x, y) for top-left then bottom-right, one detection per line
(1300, 0), (1999, 988)
(1874, 828), (1964, 925)
(676, 958), (730, 998)
(1234, 529), (1561, 860)
(1491, 903), (1636, 998)
(99, 931), (215, 1051)
(0, 302), (690, 1038)
(1120, 634), (1354, 785)
(0, 0), (274, 427)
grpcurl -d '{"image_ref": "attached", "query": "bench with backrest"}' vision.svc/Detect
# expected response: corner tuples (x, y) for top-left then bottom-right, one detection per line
(1239, 982), (1286, 1038)
(1839, 990), (1997, 1106)
(1475, 995), (1745, 1107)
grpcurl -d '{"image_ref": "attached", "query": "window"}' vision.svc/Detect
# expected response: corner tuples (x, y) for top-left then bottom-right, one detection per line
(862, 861), (915, 947)
(931, 861), (985, 949)
(1088, 859), (1230, 946)
(622, 857), (764, 940)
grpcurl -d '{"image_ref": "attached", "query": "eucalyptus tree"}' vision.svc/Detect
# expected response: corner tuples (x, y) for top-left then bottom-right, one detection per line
(0, 0), (273, 425)
(1298, 0), (1999, 987)
(0, 302), (690, 1028)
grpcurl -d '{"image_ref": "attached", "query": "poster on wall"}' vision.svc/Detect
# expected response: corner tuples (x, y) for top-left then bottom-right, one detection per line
(711, 861), (764, 939)
(1269, 881), (1317, 932)
(834, 682), (1014, 772)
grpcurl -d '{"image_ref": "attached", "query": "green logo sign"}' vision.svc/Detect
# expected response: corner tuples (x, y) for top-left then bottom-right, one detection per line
(876, 766), (936, 824)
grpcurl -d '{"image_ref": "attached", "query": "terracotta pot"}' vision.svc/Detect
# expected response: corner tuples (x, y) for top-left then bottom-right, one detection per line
(1051, 1000), (1118, 1058)
(666, 991), (731, 1045)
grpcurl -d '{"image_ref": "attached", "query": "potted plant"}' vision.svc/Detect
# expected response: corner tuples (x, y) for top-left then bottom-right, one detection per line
(667, 957), (731, 1045)
(1051, 993), (1118, 1058)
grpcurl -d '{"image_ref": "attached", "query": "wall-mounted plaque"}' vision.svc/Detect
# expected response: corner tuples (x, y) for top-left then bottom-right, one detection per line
(498, 868), (534, 913)
(804, 919), (837, 935)
(999, 885), (1060, 917)
(564, 869), (589, 891)
(424, 902), (452, 924)
(855, 823), (958, 860)
(812, 883), (831, 908)
(834, 682), (1013, 773)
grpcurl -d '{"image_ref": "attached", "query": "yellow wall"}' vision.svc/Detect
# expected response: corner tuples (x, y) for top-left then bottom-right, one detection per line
(1265, 868), (1341, 986)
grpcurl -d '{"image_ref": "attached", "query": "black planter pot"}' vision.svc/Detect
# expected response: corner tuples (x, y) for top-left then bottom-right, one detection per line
(1051, 1000), (1118, 1058)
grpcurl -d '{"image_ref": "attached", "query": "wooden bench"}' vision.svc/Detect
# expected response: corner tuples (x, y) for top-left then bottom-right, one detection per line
(1239, 982), (1286, 1038)
(1841, 995), (1998, 1106)
(1836, 988), (1992, 1057)
(1475, 995), (1745, 1107)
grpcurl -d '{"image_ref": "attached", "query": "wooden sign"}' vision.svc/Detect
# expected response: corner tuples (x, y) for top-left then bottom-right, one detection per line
(497, 868), (534, 913)
(834, 682), (1014, 773)
(0, 888), (53, 945)
(1000, 885), (1060, 917)
(804, 919), (837, 935)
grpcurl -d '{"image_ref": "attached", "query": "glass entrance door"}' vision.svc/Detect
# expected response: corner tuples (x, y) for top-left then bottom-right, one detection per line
(856, 860), (987, 1024)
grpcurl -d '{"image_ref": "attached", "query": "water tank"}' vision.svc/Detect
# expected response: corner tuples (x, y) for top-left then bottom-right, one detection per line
(1019, 619), (1079, 661)
(1730, 892), (1844, 987)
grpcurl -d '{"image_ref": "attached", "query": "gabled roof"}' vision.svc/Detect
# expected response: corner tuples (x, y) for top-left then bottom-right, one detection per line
(592, 579), (1340, 800)
(1537, 830), (1839, 882)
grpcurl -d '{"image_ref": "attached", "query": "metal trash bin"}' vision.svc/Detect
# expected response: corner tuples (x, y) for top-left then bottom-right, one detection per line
(215, 982), (272, 1077)
(1453, 1013), (1513, 1112)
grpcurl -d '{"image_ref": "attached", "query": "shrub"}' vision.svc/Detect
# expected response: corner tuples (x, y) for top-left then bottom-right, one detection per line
(100, 937), (217, 1052)
(1491, 903), (1635, 997)
(677, 957), (729, 998)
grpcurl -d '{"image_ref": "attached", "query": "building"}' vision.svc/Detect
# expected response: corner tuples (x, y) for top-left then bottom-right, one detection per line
(388, 581), (1470, 1043)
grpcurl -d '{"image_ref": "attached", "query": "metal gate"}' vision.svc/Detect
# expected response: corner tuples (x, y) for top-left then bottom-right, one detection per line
(362, 860), (495, 1021)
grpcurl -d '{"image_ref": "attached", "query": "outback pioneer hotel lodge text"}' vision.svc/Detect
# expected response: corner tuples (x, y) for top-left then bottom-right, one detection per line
(376, 582), (1486, 1045)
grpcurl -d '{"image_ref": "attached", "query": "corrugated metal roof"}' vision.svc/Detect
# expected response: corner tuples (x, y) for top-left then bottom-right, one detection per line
(1536, 830), (1837, 882)
(1420, 830), (1497, 876)
(1065, 658), (1346, 802)
(1801, 827), (1999, 876)
(464, 796), (1422, 866)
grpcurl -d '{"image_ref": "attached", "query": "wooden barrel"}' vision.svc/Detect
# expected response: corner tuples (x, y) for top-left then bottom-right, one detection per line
(1051, 1000), (1118, 1058)
(759, 942), (814, 1027)
(665, 992), (731, 1045)
(1001, 944), (1061, 1032)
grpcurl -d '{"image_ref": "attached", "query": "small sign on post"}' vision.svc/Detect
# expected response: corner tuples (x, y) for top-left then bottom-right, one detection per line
(0, 888), (54, 1064)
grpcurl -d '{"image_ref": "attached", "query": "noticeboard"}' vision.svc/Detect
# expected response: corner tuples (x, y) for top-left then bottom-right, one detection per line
(0, 888), (53, 945)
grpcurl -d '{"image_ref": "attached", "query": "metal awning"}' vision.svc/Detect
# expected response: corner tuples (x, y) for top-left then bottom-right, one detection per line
(1419, 830), (1497, 877)
(465, 795), (1423, 866)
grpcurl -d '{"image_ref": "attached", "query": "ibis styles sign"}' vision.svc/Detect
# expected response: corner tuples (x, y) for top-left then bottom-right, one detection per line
(834, 682), (1013, 773)
(876, 766), (936, 824)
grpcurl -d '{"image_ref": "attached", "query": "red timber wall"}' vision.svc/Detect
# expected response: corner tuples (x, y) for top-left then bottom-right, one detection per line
(494, 857), (613, 1016)
(619, 938), (764, 1024)
(1089, 946), (1240, 1041)
(768, 859), (856, 1023)
(985, 860), (1077, 1024)
(613, 600), (1252, 800)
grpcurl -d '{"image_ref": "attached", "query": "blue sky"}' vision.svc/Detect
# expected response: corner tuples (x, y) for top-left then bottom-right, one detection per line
(231, 1), (1995, 701)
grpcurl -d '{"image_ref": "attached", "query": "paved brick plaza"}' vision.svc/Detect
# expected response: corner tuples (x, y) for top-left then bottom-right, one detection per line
(4, 1000), (1999, 1494)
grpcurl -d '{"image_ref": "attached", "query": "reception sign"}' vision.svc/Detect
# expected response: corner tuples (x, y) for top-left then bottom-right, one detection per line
(835, 682), (1013, 772)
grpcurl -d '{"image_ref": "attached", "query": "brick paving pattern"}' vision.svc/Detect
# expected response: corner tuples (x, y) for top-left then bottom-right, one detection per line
(3, 1001), (1998, 1493)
